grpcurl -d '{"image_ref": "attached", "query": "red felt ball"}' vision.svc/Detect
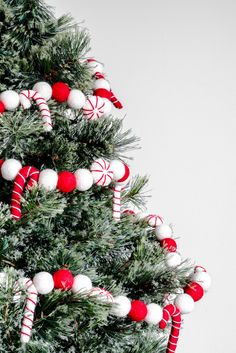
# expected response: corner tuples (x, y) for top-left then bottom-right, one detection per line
(53, 269), (74, 290)
(128, 300), (148, 322)
(52, 82), (70, 102)
(184, 282), (204, 302)
(160, 238), (177, 252)
(0, 101), (5, 113)
(57, 171), (76, 193)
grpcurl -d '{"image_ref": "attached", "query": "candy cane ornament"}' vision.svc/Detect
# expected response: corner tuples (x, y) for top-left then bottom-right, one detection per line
(19, 90), (52, 132)
(159, 304), (182, 353)
(11, 166), (39, 220)
(110, 160), (131, 221)
(19, 278), (38, 343)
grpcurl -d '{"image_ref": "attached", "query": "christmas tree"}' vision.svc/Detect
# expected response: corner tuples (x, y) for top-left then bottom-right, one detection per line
(0, 1), (211, 353)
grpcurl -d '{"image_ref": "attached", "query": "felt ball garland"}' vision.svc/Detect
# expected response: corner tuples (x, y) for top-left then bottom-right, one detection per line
(0, 157), (131, 220)
(0, 58), (123, 131)
(11, 261), (210, 346)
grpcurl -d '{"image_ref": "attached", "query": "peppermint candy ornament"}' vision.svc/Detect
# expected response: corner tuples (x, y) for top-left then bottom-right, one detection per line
(90, 288), (113, 303)
(146, 214), (164, 227)
(83, 96), (105, 120)
(90, 158), (113, 186)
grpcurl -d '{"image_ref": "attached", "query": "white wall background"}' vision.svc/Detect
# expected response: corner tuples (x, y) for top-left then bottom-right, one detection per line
(47, 1), (235, 352)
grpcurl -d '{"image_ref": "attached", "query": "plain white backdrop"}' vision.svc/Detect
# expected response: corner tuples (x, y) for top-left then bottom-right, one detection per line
(47, 1), (235, 352)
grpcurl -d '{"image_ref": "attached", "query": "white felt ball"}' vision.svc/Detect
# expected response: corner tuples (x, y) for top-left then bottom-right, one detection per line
(72, 274), (92, 293)
(191, 271), (212, 292)
(33, 272), (54, 295)
(93, 79), (110, 91)
(33, 82), (52, 101)
(87, 60), (104, 75)
(110, 160), (126, 181)
(0, 90), (20, 111)
(74, 169), (94, 191)
(67, 89), (86, 109)
(39, 169), (58, 191)
(1, 159), (22, 181)
(90, 288), (114, 303)
(102, 98), (112, 116)
(145, 303), (163, 325)
(165, 252), (182, 268)
(155, 224), (173, 240)
(175, 293), (195, 314)
(111, 295), (131, 317)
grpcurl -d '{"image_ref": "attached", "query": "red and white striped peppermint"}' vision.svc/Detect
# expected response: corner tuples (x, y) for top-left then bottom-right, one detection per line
(11, 166), (39, 220)
(90, 158), (113, 186)
(159, 304), (182, 353)
(19, 278), (38, 343)
(83, 96), (105, 120)
(20, 90), (52, 132)
(146, 214), (164, 228)
(90, 288), (113, 303)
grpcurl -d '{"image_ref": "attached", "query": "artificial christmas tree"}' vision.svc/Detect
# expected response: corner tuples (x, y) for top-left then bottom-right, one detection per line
(0, 1), (211, 352)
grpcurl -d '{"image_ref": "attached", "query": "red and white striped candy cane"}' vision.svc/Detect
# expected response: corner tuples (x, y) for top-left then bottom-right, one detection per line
(20, 90), (52, 132)
(110, 90), (123, 109)
(11, 166), (39, 220)
(19, 278), (38, 343)
(93, 72), (123, 109)
(113, 185), (122, 221)
(159, 304), (182, 353)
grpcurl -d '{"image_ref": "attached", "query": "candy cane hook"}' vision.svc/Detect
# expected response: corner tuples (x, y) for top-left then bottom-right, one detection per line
(11, 166), (39, 220)
(159, 304), (182, 353)
(19, 278), (38, 343)
(20, 90), (52, 132)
